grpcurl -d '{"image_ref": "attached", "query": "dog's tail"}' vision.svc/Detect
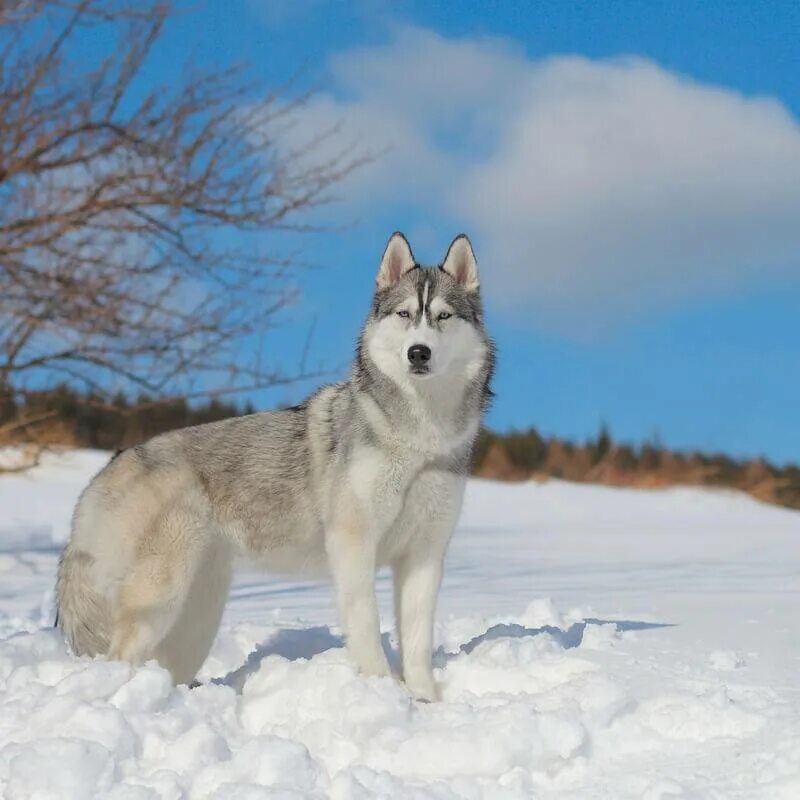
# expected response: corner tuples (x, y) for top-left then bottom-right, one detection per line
(55, 544), (110, 656)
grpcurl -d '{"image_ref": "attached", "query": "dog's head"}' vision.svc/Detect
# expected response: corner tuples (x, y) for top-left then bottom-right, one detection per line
(363, 232), (490, 389)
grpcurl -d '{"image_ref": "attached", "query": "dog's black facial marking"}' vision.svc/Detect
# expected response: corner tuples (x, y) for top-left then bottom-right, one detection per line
(402, 267), (446, 327)
(372, 273), (415, 319)
(371, 264), (480, 325)
(437, 268), (481, 323)
(371, 265), (425, 319)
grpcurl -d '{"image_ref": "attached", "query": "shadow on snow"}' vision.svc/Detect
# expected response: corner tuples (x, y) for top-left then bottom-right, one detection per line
(454, 618), (673, 656)
(213, 617), (673, 692)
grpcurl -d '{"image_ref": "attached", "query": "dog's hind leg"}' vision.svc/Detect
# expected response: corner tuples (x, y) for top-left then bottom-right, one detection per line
(107, 499), (227, 684)
(154, 534), (233, 685)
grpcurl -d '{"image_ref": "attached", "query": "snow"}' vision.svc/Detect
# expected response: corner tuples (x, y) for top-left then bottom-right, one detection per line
(1, 447), (799, 798)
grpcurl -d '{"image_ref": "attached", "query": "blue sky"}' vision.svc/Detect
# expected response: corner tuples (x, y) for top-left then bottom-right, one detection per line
(143, 1), (800, 463)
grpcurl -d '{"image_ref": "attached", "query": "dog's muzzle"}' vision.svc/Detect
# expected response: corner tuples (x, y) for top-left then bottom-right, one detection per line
(407, 344), (431, 374)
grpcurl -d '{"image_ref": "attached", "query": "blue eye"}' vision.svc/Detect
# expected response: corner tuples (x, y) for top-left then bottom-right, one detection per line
(437, 312), (452, 321)
(397, 310), (410, 318)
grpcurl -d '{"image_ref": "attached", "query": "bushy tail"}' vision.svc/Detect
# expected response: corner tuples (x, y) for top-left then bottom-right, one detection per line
(56, 545), (110, 656)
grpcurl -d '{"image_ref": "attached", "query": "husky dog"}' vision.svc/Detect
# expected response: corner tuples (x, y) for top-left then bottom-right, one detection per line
(56, 233), (493, 700)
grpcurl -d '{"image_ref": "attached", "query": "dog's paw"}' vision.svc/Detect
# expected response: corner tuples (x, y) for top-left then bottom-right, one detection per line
(404, 674), (438, 703)
(352, 651), (392, 680)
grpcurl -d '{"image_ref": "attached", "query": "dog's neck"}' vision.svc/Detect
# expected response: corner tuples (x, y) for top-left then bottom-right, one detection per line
(353, 351), (483, 459)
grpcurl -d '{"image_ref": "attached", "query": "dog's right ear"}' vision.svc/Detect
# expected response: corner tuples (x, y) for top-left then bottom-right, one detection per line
(376, 232), (416, 289)
(441, 234), (479, 293)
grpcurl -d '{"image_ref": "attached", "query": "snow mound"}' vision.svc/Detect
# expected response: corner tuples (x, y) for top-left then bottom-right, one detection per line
(1, 609), (798, 799)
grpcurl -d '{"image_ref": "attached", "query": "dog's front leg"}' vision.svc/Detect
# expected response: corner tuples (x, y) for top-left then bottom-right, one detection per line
(326, 526), (390, 678)
(393, 546), (443, 701)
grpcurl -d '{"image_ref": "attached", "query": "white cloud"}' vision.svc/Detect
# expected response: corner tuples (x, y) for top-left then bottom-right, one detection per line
(285, 26), (800, 330)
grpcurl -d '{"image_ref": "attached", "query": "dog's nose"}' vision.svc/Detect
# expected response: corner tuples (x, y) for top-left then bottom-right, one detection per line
(407, 344), (432, 366)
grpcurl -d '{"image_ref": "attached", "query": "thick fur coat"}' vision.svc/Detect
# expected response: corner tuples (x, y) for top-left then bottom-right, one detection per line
(56, 233), (494, 700)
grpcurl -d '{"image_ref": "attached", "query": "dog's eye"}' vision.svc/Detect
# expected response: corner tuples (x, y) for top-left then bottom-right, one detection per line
(437, 312), (452, 321)
(396, 310), (410, 318)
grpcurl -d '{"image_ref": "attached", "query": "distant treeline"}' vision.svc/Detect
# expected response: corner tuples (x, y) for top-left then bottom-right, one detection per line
(2, 388), (798, 510)
(473, 426), (800, 510)
(0, 386), (255, 452)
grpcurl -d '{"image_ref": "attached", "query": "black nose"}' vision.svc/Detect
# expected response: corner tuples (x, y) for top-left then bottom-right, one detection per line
(407, 344), (431, 366)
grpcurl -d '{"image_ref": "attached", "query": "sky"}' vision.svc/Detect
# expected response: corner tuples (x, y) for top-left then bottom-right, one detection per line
(140, 1), (800, 463)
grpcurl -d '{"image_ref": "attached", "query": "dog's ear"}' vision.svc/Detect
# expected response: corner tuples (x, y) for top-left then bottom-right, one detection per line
(376, 232), (416, 289)
(441, 234), (479, 293)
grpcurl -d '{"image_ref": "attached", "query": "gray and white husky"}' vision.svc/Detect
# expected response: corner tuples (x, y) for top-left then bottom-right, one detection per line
(56, 233), (494, 700)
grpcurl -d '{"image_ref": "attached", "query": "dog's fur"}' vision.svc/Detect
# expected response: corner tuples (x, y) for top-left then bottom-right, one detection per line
(56, 233), (493, 700)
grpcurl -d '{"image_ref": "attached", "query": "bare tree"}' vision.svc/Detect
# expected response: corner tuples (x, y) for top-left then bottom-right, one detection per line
(0, 0), (361, 449)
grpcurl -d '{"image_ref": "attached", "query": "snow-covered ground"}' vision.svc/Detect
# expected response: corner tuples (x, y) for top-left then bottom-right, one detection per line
(1, 448), (799, 798)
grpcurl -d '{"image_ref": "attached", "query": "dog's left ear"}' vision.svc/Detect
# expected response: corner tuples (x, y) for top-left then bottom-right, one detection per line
(441, 234), (479, 293)
(377, 232), (416, 289)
